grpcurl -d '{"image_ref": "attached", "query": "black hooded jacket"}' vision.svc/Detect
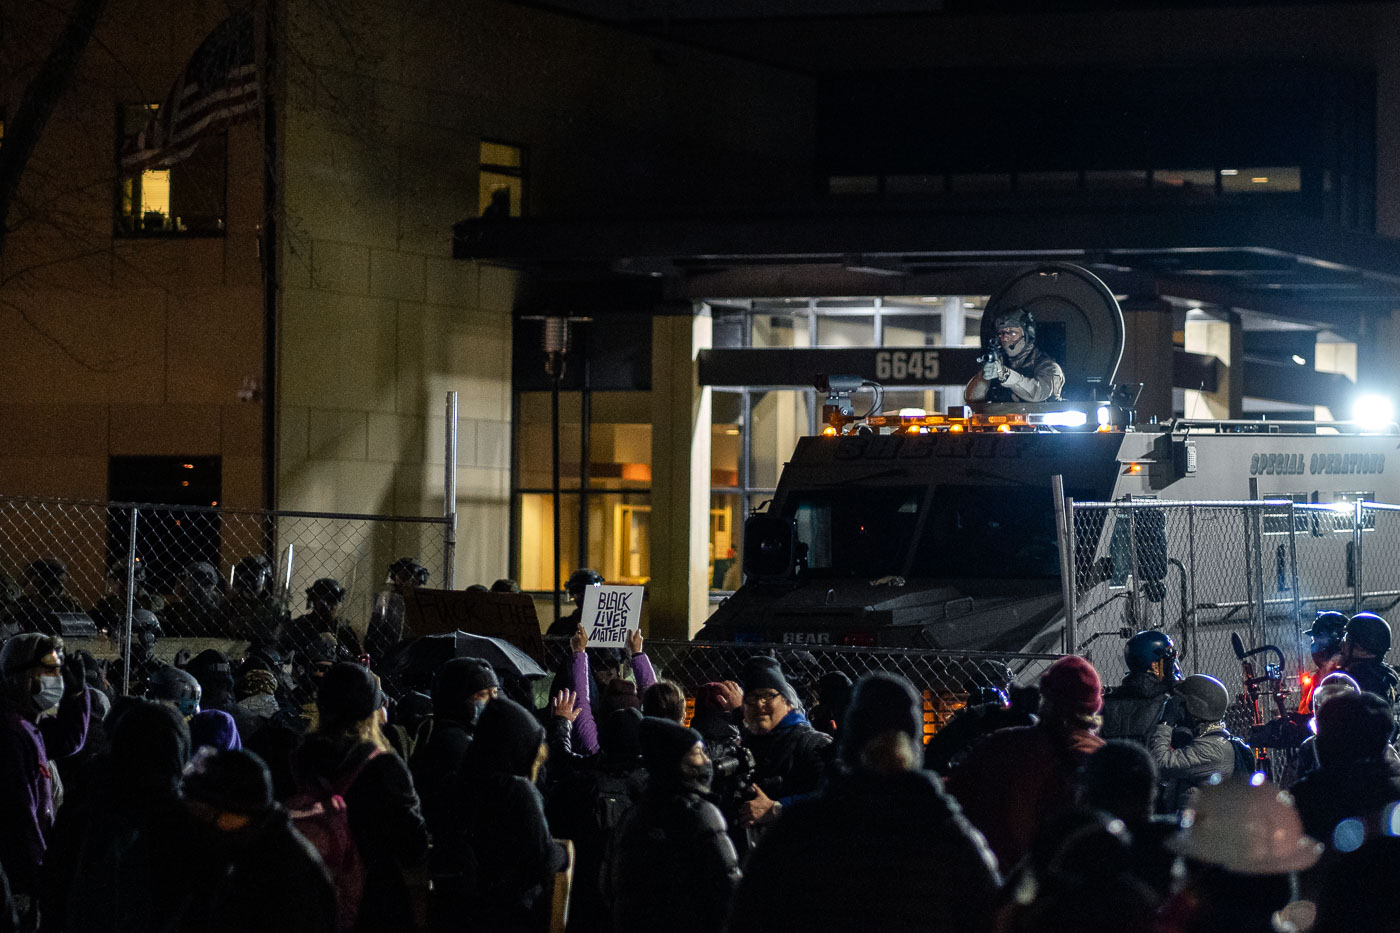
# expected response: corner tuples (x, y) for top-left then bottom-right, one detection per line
(291, 732), (428, 933)
(449, 698), (567, 933)
(1100, 673), (1175, 745)
(727, 768), (1001, 933)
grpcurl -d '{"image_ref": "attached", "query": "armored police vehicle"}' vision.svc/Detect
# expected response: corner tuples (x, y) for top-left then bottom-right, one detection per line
(696, 264), (1400, 657)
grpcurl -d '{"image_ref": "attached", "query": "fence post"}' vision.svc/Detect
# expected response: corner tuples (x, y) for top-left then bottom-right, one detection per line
(1353, 498), (1365, 613)
(443, 391), (458, 589)
(1126, 505), (1141, 630)
(1187, 505), (1199, 667)
(1287, 502), (1305, 676)
(1250, 503), (1267, 648)
(123, 507), (139, 696)
(1052, 475), (1076, 654)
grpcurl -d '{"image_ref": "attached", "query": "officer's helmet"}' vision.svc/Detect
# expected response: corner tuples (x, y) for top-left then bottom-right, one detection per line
(388, 557), (429, 587)
(1304, 611), (1348, 653)
(1346, 612), (1392, 656)
(565, 568), (604, 598)
(306, 577), (347, 607)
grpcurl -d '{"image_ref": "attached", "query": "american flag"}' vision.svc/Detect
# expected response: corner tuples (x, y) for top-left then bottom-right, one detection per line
(120, 9), (260, 172)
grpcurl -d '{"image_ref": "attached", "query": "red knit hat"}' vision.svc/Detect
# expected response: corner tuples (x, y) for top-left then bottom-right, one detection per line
(1040, 655), (1103, 715)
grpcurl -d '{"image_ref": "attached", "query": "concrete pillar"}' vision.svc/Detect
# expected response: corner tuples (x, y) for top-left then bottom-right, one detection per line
(1184, 311), (1243, 419)
(942, 297), (967, 409)
(1117, 299), (1175, 423)
(650, 309), (713, 638)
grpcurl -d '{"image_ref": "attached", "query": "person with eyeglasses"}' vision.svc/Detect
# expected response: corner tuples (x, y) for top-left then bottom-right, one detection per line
(734, 657), (832, 839)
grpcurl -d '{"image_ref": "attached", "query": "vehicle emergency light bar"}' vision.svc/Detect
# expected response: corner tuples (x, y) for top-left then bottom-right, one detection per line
(819, 405), (1118, 437)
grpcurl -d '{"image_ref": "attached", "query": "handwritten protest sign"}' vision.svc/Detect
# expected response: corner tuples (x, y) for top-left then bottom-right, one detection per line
(580, 585), (644, 648)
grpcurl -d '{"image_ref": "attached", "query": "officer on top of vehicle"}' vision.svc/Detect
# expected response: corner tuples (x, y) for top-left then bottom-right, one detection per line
(1101, 630), (1186, 745)
(964, 308), (1066, 403)
(1339, 612), (1400, 707)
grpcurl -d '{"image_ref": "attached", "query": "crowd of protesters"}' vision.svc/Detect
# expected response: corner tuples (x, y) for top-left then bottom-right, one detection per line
(4, 555), (1400, 933)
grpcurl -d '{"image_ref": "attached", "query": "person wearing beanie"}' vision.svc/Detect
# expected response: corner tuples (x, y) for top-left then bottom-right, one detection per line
(603, 717), (741, 933)
(735, 655), (832, 839)
(439, 697), (568, 933)
(291, 662), (426, 932)
(181, 748), (337, 933)
(0, 632), (90, 913)
(947, 655), (1106, 869)
(1289, 691), (1400, 847)
(729, 674), (1000, 933)
(190, 708), (243, 753)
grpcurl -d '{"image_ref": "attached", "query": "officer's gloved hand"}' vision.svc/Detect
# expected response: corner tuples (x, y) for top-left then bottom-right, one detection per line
(1160, 695), (1188, 728)
(983, 357), (1008, 382)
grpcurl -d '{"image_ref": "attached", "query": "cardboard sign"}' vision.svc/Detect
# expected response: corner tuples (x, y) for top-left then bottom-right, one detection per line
(402, 588), (545, 664)
(580, 585), (644, 648)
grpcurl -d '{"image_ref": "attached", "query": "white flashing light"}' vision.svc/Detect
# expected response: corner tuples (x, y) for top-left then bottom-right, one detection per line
(1291, 354), (1307, 366)
(1096, 406), (1110, 426)
(1042, 410), (1088, 427)
(1353, 394), (1396, 430)
(897, 408), (928, 417)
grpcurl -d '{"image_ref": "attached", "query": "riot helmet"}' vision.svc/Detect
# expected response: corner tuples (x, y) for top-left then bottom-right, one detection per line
(109, 558), (146, 585)
(1123, 630), (1181, 683)
(182, 561), (220, 589)
(146, 664), (202, 718)
(232, 555), (273, 594)
(1175, 673), (1230, 723)
(1305, 611), (1348, 657)
(1345, 612), (1392, 656)
(566, 568), (604, 602)
(306, 577), (347, 608)
(388, 557), (429, 588)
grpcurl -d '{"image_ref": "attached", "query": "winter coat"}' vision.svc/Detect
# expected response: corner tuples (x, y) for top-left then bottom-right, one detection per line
(411, 716), (474, 855)
(567, 649), (656, 756)
(923, 704), (1037, 775)
(603, 788), (740, 933)
(727, 768), (1001, 933)
(0, 687), (89, 895)
(1148, 722), (1239, 808)
(742, 710), (832, 807)
(1100, 673), (1174, 745)
(449, 699), (568, 933)
(945, 721), (1103, 870)
(291, 735), (428, 933)
(1290, 757), (1400, 845)
(1343, 657), (1400, 707)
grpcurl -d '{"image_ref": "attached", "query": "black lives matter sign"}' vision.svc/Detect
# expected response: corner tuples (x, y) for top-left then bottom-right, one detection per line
(580, 585), (644, 648)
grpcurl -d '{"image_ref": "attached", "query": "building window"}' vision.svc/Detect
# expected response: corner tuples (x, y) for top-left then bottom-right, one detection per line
(115, 104), (227, 236)
(479, 140), (524, 217)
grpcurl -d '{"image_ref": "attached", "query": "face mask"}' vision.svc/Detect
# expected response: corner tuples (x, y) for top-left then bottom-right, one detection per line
(239, 694), (280, 719)
(680, 759), (714, 795)
(35, 675), (64, 712)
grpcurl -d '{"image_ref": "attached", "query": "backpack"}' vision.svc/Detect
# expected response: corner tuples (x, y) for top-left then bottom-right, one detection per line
(1227, 734), (1257, 776)
(593, 771), (640, 836)
(288, 748), (383, 931)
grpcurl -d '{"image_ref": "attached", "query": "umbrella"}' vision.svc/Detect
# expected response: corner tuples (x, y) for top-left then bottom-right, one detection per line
(453, 630), (546, 678)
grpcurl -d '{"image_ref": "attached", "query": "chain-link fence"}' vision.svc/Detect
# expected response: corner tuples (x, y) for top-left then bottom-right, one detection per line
(0, 494), (450, 689)
(1067, 498), (1400, 728)
(545, 637), (1061, 742)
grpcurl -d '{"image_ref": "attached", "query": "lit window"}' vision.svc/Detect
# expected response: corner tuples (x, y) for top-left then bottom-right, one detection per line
(115, 103), (226, 236)
(479, 140), (524, 217)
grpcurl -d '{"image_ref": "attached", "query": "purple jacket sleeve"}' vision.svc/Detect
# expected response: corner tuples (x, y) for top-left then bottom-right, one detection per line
(631, 652), (657, 695)
(570, 650), (600, 755)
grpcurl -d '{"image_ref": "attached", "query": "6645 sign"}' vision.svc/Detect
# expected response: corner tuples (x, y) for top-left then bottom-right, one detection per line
(875, 350), (940, 382)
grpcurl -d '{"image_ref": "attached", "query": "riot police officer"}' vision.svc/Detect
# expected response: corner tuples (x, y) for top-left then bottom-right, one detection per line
(1300, 611), (1347, 712)
(1340, 612), (1399, 706)
(545, 568), (604, 638)
(964, 308), (1066, 403)
(366, 557), (429, 665)
(1101, 630), (1184, 744)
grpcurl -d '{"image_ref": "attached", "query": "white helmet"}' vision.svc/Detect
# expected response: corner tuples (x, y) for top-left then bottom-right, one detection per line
(1167, 778), (1322, 875)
